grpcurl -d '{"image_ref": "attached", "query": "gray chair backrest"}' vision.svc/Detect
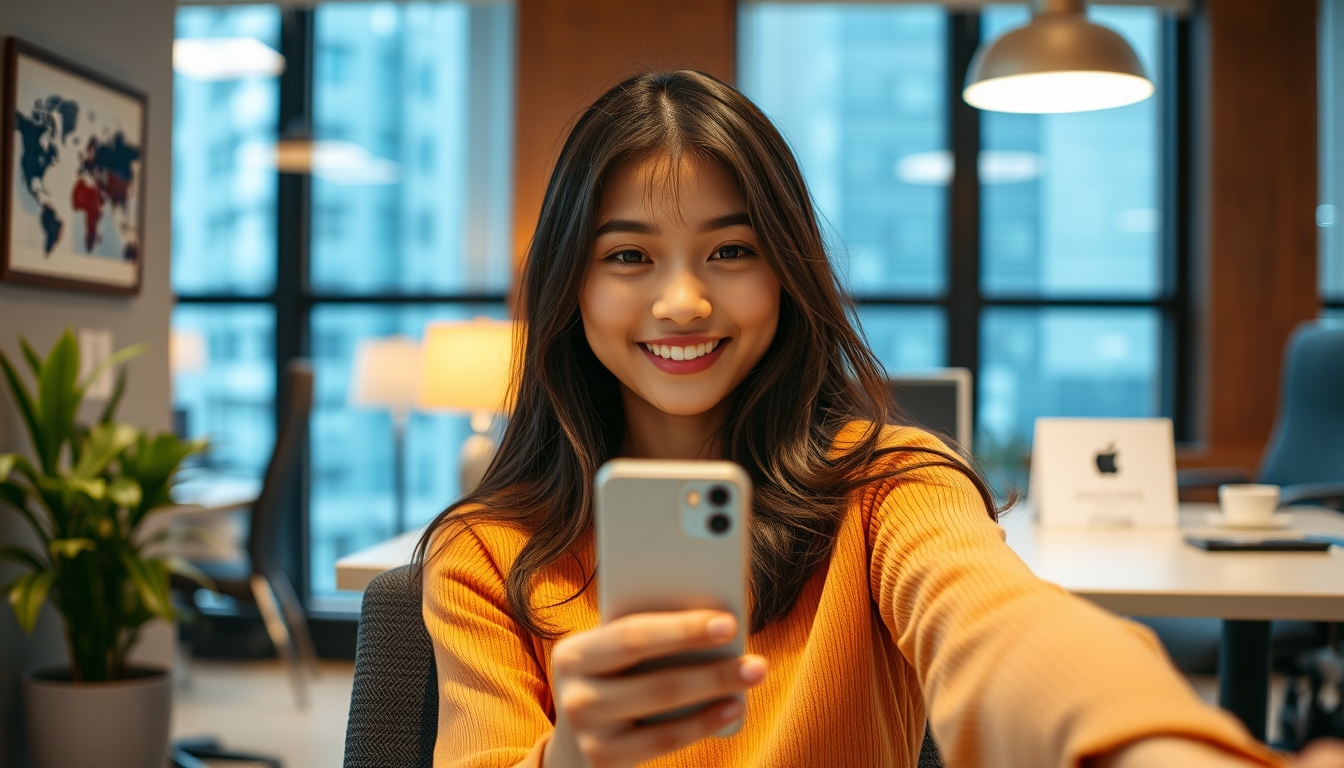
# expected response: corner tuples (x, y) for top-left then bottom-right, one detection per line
(344, 565), (943, 768)
(248, 360), (313, 576)
(1258, 322), (1344, 487)
(345, 565), (438, 768)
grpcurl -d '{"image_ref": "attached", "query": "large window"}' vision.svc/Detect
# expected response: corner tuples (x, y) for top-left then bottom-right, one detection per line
(741, 2), (1182, 481)
(1319, 0), (1344, 315)
(173, 2), (514, 606)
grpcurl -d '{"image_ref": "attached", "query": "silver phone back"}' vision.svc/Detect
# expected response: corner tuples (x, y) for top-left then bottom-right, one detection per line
(595, 458), (751, 664)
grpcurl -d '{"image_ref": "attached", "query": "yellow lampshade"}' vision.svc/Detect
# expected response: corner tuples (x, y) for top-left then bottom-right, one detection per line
(418, 320), (516, 414)
(350, 335), (422, 411)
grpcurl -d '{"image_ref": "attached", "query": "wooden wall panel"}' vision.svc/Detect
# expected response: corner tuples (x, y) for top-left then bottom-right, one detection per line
(512, 0), (737, 265)
(1187, 0), (1320, 474)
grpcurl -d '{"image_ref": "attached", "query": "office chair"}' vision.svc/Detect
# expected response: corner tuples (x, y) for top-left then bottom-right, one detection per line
(174, 359), (320, 704)
(344, 565), (944, 768)
(1144, 322), (1344, 675)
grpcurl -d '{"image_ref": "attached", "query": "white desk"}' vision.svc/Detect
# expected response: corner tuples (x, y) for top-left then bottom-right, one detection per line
(337, 502), (1344, 740)
(336, 527), (425, 591)
(1001, 503), (1344, 621)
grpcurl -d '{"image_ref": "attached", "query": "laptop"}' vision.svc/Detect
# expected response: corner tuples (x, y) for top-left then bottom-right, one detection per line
(1029, 417), (1178, 528)
(887, 368), (973, 448)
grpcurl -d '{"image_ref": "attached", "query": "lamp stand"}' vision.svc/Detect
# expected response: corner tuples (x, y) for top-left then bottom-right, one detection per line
(392, 409), (408, 534)
(459, 409), (498, 495)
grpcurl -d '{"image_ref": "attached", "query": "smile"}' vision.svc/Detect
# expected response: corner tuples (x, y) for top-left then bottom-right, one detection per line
(642, 338), (721, 361)
(637, 337), (728, 374)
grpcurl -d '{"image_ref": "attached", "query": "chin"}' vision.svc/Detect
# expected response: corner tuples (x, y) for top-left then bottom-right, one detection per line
(643, 390), (731, 418)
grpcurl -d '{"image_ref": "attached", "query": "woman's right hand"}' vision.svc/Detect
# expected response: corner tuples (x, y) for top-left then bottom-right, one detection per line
(542, 610), (769, 768)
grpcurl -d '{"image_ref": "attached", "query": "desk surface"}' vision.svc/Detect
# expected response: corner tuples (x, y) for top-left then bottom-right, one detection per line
(336, 504), (1344, 620)
(1002, 503), (1344, 620)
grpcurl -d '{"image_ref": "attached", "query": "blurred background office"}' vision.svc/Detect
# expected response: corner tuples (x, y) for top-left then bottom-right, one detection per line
(1, 0), (1342, 765)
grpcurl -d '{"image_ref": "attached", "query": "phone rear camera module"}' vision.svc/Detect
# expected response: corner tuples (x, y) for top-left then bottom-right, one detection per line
(708, 486), (731, 506)
(707, 512), (732, 535)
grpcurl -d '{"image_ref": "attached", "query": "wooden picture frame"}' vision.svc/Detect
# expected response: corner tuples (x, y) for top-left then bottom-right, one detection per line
(2, 37), (147, 295)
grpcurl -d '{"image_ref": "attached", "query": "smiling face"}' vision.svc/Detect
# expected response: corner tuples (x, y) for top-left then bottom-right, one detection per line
(579, 153), (782, 420)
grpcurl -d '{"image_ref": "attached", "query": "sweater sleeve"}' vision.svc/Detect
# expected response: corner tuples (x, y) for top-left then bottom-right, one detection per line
(864, 430), (1285, 768)
(423, 524), (554, 768)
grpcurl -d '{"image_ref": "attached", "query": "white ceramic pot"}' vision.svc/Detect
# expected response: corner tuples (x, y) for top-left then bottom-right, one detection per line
(24, 666), (172, 768)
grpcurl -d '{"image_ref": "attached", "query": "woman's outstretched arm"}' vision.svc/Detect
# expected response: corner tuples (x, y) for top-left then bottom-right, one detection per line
(864, 428), (1284, 767)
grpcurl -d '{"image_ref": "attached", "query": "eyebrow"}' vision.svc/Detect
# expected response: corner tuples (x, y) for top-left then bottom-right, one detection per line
(592, 211), (753, 239)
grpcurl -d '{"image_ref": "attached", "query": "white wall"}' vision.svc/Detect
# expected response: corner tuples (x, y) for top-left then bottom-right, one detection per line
(0, 0), (176, 762)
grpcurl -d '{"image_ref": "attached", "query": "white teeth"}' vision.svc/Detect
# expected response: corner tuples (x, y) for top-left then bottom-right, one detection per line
(644, 339), (721, 361)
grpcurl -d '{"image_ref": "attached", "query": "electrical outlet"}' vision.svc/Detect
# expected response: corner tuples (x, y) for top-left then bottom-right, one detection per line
(78, 328), (114, 400)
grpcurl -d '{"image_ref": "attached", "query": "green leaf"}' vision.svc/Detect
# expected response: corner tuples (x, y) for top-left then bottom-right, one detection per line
(0, 352), (45, 467)
(0, 481), (49, 545)
(47, 538), (95, 560)
(64, 477), (106, 500)
(7, 569), (54, 633)
(71, 423), (138, 480)
(119, 550), (173, 621)
(98, 367), (128, 425)
(0, 454), (13, 481)
(37, 330), (81, 473)
(18, 337), (42, 378)
(107, 477), (142, 509)
(0, 545), (45, 571)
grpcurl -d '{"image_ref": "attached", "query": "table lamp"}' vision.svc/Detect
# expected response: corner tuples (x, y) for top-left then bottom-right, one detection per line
(418, 319), (516, 495)
(350, 335), (422, 534)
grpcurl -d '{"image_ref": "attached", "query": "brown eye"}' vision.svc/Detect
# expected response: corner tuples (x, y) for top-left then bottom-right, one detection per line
(714, 245), (752, 260)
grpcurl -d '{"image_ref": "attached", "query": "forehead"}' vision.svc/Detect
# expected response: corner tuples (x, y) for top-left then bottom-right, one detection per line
(596, 153), (745, 225)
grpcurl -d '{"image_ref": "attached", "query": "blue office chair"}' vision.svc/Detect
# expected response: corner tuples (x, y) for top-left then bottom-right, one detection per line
(1147, 321), (1344, 675)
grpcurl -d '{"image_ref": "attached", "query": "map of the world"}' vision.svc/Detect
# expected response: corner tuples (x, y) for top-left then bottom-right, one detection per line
(6, 49), (143, 291)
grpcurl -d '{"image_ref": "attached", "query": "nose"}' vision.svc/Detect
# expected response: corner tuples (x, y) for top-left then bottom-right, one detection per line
(651, 267), (712, 325)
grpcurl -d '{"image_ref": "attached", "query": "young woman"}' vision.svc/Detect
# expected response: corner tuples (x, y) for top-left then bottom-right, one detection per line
(418, 70), (1341, 768)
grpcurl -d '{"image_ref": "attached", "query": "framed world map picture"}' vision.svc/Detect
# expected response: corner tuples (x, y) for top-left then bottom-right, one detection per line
(2, 37), (146, 294)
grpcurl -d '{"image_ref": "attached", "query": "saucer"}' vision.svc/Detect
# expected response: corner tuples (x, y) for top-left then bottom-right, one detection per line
(1204, 512), (1293, 530)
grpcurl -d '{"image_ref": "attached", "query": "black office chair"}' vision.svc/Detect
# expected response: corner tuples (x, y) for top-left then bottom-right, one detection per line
(344, 565), (943, 768)
(171, 361), (318, 768)
(1143, 322), (1344, 674)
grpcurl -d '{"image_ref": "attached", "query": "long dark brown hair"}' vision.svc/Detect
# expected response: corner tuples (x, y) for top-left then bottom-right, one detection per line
(416, 70), (1000, 637)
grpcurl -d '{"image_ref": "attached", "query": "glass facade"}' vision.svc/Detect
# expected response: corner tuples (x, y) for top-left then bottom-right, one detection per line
(310, 2), (514, 295)
(172, 2), (514, 603)
(1321, 0), (1344, 303)
(172, 5), (281, 296)
(740, 3), (1171, 480)
(740, 3), (948, 300)
(980, 5), (1163, 299)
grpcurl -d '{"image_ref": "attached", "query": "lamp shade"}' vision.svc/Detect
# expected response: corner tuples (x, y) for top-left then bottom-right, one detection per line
(350, 335), (422, 412)
(963, 1), (1153, 114)
(418, 320), (516, 413)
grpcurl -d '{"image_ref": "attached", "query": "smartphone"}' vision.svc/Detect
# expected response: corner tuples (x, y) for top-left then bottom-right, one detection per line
(595, 458), (752, 735)
(1185, 535), (1329, 552)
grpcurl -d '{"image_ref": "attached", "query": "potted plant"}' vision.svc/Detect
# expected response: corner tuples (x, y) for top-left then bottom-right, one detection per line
(0, 329), (208, 768)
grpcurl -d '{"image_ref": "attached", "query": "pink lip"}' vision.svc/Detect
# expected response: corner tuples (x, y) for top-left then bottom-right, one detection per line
(637, 337), (729, 375)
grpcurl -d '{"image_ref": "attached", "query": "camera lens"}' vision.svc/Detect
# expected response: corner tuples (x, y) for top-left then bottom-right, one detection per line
(708, 486), (730, 506)
(707, 513), (732, 534)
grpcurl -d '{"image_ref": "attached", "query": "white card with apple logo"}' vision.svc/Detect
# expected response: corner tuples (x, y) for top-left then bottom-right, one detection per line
(1028, 417), (1179, 528)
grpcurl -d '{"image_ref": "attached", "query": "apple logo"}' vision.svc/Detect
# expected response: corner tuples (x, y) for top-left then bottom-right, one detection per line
(1095, 443), (1120, 475)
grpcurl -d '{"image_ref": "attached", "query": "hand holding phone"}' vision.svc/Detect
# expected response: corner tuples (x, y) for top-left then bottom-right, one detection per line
(545, 611), (766, 768)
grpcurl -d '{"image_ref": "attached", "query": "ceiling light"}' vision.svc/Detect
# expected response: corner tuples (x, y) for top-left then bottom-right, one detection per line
(173, 37), (285, 81)
(963, 0), (1153, 114)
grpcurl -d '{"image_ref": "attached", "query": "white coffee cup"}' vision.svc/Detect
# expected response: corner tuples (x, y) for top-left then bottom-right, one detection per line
(1218, 483), (1281, 525)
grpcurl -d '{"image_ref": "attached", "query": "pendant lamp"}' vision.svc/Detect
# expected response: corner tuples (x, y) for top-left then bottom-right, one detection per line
(963, 0), (1154, 114)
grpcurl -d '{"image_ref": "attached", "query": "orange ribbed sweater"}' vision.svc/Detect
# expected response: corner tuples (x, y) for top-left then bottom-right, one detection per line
(422, 426), (1283, 768)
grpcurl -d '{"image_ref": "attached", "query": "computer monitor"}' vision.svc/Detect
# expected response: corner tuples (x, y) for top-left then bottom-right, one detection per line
(887, 368), (973, 449)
